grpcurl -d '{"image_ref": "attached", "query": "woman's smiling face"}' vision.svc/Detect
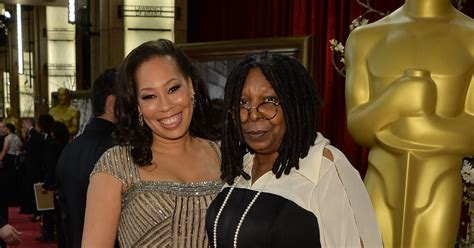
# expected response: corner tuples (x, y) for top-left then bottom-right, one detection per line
(135, 56), (195, 141)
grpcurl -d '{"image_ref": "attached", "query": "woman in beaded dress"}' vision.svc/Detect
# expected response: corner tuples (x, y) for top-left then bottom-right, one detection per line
(82, 39), (223, 247)
(206, 52), (383, 247)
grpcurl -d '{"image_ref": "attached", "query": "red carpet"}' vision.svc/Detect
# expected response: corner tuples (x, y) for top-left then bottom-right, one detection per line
(8, 207), (56, 248)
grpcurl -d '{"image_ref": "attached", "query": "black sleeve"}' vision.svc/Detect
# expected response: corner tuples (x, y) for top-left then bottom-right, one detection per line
(43, 142), (62, 190)
(0, 215), (6, 228)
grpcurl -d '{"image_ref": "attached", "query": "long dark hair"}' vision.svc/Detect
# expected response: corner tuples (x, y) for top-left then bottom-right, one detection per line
(114, 39), (219, 166)
(221, 52), (323, 184)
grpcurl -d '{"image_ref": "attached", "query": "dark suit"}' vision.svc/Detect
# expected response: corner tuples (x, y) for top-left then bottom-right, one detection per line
(0, 134), (7, 222)
(41, 137), (67, 242)
(22, 128), (46, 214)
(0, 216), (6, 228)
(56, 118), (116, 248)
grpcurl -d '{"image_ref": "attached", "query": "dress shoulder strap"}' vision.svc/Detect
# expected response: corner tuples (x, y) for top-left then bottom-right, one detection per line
(207, 140), (222, 163)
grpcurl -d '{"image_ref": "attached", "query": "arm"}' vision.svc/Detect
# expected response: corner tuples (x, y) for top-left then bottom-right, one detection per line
(82, 172), (122, 248)
(345, 29), (379, 147)
(467, 73), (474, 114)
(314, 160), (367, 247)
(70, 109), (80, 137)
(345, 30), (436, 147)
(313, 151), (382, 248)
(42, 142), (64, 190)
(0, 136), (10, 161)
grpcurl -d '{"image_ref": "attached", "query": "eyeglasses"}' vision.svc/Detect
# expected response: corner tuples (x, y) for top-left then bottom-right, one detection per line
(231, 101), (280, 122)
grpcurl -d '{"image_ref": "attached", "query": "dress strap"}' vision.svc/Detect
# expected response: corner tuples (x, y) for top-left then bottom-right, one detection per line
(207, 140), (222, 163)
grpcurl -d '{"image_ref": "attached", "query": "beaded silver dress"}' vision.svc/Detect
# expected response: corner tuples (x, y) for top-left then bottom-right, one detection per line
(91, 144), (223, 248)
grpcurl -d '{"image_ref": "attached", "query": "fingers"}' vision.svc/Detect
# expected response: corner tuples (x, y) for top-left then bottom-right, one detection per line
(11, 226), (22, 235)
(2, 225), (22, 245)
(5, 232), (22, 245)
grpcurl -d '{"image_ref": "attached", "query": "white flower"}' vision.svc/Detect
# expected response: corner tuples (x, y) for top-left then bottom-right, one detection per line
(350, 16), (370, 30)
(340, 57), (345, 64)
(462, 159), (474, 184)
(470, 168), (474, 184)
(329, 39), (345, 53)
(335, 43), (345, 53)
(329, 39), (338, 51)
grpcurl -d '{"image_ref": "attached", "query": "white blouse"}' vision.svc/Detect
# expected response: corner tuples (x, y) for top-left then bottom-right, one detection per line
(226, 133), (383, 248)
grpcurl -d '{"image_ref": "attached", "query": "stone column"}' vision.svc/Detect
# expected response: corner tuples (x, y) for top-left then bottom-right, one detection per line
(99, 0), (124, 72)
(8, 4), (19, 119)
(33, 6), (49, 116)
(174, 0), (187, 43)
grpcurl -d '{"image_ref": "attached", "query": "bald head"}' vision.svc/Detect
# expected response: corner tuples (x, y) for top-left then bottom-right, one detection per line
(57, 87), (71, 105)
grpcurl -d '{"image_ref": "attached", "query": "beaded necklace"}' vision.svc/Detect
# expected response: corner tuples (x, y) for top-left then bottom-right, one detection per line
(213, 156), (273, 248)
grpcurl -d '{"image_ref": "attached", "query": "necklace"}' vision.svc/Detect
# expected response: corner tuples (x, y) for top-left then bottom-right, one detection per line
(213, 156), (273, 248)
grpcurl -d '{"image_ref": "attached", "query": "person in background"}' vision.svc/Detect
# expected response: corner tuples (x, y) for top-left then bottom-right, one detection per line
(0, 122), (8, 248)
(82, 39), (222, 247)
(41, 121), (69, 246)
(206, 52), (382, 247)
(0, 216), (21, 247)
(56, 68), (118, 248)
(0, 123), (22, 206)
(34, 114), (55, 241)
(20, 118), (45, 220)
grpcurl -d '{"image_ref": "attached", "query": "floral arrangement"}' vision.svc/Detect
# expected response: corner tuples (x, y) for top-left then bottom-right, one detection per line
(460, 157), (474, 247)
(329, 0), (471, 77)
(462, 158), (474, 184)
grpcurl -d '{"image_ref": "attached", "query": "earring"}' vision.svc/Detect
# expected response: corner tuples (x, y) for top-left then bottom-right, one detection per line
(138, 112), (144, 127)
(191, 95), (196, 108)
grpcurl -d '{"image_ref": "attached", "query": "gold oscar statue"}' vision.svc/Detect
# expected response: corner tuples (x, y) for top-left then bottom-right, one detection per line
(3, 107), (19, 131)
(345, 0), (474, 247)
(49, 87), (80, 138)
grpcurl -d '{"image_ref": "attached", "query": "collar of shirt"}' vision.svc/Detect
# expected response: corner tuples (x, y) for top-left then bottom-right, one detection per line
(241, 132), (329, 187)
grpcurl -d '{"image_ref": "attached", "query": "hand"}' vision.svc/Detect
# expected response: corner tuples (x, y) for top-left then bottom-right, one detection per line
(0, 224), (22, 246)
(389, 71), (437, 116)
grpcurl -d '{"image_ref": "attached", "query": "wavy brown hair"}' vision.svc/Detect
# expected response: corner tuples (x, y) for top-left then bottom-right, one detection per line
(114, 39), (219, 166)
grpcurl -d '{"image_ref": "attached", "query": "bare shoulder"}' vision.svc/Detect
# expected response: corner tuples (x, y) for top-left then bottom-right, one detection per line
(323, 148), (334, 162)
(199, 138), (221, 170)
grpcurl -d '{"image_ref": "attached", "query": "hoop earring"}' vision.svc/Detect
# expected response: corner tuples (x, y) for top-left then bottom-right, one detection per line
(138, 112), (144, 127)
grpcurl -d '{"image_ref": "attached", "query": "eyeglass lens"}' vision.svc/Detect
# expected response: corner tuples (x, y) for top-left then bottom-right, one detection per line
(239, 102), (278, 121)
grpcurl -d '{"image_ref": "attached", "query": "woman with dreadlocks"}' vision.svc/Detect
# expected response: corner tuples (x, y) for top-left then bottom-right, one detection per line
(82, 39), (223, 247)
(206, 52), (382, 247)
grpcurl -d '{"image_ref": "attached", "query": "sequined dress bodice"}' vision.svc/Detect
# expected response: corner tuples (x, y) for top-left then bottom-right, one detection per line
(92, 145), (223, 248)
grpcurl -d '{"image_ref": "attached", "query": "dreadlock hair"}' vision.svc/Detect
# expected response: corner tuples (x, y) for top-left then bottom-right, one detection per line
(114, 39), (219, 167)
(221, 52), (323, 184)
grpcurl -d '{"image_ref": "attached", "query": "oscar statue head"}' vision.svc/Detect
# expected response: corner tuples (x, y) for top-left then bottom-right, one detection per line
(57, 87), (71, 106)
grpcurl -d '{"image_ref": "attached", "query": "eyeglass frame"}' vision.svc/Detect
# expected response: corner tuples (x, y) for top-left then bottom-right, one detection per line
(230, 100), (281, 122)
